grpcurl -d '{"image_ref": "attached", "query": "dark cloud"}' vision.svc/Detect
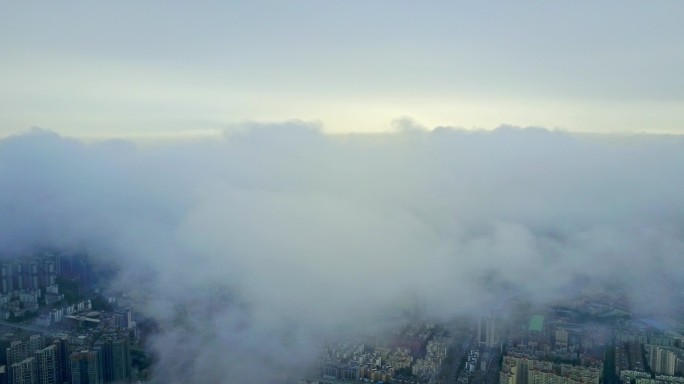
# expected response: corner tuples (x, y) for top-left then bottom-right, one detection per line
(1, 124), (684, 382)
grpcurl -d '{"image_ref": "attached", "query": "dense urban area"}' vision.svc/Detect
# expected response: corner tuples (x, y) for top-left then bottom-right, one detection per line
(303, 294), (684, 384)
(1, 252), (683, 384)
(0, 252), (151, 383)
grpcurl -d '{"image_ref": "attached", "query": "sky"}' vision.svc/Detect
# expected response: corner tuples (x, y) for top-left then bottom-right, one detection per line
(1, 1), (683, 138)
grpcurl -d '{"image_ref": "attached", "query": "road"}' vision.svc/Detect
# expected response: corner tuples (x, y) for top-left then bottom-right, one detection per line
(439, 328), (477, 384)
(0, 319), (59, 335)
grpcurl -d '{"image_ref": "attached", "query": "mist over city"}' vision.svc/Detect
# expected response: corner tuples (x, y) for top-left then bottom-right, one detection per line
(1, 124), (683, 382)
(1, 2), (683, 384)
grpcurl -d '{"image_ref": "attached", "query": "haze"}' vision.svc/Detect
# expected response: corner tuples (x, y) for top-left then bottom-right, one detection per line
(2, 125), (684, 381)
(1, 2), (684, 383)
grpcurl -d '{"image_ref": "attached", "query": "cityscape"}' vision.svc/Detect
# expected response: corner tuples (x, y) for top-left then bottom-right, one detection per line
(0, 251), (683, 384)
(2, 2), (684, 384)
(0, 252), (149, 383)
(302, 296), (684, 384)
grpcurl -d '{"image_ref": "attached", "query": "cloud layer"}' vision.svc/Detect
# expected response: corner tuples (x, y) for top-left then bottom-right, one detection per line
(1, 124), (684, 382)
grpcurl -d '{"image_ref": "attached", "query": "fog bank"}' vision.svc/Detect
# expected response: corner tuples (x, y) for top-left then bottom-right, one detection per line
(1, 124), (683, 382)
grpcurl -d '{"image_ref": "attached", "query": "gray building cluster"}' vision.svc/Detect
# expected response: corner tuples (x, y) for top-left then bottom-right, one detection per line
(412, 337), (448, 379)
(500, 355), (601, 384)
(0, 254), (63, 321)
(2, 330), (132, 384)
(0, 255), (60, 295)
(313, 323), (452, 383)
(320, 343), (395, 383)
(614, 318), (684, 380)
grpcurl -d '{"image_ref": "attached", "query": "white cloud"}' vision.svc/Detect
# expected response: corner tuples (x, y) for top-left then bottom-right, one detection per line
(1, 124), (684, 381)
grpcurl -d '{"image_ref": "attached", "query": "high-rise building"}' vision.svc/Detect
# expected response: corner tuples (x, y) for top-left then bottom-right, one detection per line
(7, 341), (29, 368)
(113, 310), (132, 330)
(94, 333), (131, 383)
(42, 256), (58, 287)
(34, 345), (58, 384)
(1, 263), (14, 294)
(649, 346), (678, 376)
(478, 316), (498, 348)
(27, 336), (45, 356)
(111, 336), (131, 383)
(52, 337), (70, 384)
(10, 357), (36, 384)
(70, 350), (102, 384)
(0, 365), (8, 384)
(14, 263), (24, 291)
(28, 261), (40, 290)
(7, 336), (45, 382)
(555, 329), (569, 349)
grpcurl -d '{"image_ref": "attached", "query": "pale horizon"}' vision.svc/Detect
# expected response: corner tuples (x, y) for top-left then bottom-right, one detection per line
(2, 2), (683, 138)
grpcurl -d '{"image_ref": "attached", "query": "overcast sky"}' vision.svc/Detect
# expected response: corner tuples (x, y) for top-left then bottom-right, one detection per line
(1, 1), (683, 138)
